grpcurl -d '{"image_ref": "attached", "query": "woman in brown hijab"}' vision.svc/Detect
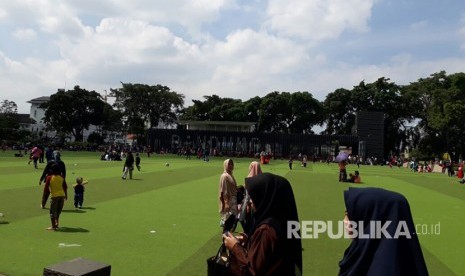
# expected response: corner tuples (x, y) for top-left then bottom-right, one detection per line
(238, 161), (263, 233)
(224, 173), (303, 275)
(247, 161), (262, 178)
(219, 159), (238, 232)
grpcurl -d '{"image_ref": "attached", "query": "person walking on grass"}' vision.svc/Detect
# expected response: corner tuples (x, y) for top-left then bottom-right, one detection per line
(73, 177), (88, 209)
(122, 152), (135, 180)
(29, 145), (42, 169)
(44, 164), (67, 230)
(135, 152), (141, 171)
(39, 155), (66, 209)
(219, 159), (238, 232)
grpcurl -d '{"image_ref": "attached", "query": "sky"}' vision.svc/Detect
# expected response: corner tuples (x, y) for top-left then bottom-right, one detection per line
(1, 0), (465, 114)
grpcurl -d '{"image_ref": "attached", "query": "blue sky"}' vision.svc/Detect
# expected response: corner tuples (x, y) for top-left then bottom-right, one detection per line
(1, 0), (464, 114)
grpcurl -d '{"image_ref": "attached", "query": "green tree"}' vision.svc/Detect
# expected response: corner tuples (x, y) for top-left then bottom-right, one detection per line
(0, 100), (19, 129)
(288, 92), (325, 134)
(257, 91), (324, 133)
(243, 96), (262, 123)
(355, 78), (409, 157)
(41, 86), (107, 142)
(402, 71), (465, 159)
(180, 95), (245, 121)
(111, 83), (184, 136)
(322, 88), (354, 135)
(258, 92), (292, 132)
(0, 100), (20, 141)
(101, 103), (123, 133)
(324, 78), (408, 156)
(209, 98), (245, 121)
(0, 100), (18, 114)
(181, 92), (323, 133)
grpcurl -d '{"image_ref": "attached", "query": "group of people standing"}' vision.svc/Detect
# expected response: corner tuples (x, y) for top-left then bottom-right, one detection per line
(27, 145), (63, 169)
(38, 150), (88, 230)
(218, 159), (302, 275)
(37, 149), (141, 231)
(217, 159), (428, 275)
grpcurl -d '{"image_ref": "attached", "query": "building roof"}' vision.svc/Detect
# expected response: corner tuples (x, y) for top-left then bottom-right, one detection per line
(15, 113), (36, 124)
(27, 96), (50, 104)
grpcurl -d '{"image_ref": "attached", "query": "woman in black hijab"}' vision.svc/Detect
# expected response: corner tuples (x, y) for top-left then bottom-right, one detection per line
(339, 187), (429, 276)
(223, 173), (302, 275)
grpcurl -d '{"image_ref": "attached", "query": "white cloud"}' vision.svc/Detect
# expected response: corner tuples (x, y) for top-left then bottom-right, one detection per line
(410, 20), (428, 31)
(64, 0), (237, 36)
(1, 0), (465, 115)
(13, 28), (37, 41)
(460, 13), (465, 51)
(0, 52), (59, 110)
(0, 8), (7, 20)
(264, 0), (373, 42)
(206, 29), (311, 87)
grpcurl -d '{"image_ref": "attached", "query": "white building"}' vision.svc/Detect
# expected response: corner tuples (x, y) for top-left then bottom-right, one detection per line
(27, 96), (100, 142)
(27, 95), (185, 144)
(27, 96), (50, 133)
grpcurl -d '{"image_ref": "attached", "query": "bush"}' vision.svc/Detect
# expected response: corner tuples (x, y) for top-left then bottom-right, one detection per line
(408, 148), (433, 161)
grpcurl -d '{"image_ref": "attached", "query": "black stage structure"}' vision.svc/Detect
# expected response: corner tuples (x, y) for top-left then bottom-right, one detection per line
(355, 111), (384, 159)
(146, 129), (359, 158)
(146, 111), (385, 159)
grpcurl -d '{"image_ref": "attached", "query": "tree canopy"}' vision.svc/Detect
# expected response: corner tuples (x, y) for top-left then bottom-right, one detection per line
(180, 91), (324, 134)
(15, 70), (465, 160)
(0, 100), (21, 141)
(110, 83), (184, 136)
(401, 71), (465, 158)
(41, 86), (108, 142)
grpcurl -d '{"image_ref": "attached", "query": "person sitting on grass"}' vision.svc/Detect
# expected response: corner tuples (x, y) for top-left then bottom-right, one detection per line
(346, 171), (361, 183)
(44, 164), (67, 230)
(73, 177), (88, 209)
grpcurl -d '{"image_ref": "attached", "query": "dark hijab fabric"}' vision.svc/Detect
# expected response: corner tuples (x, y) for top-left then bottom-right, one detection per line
(245, 173), (302, 275)
(339, 187), (429, 276)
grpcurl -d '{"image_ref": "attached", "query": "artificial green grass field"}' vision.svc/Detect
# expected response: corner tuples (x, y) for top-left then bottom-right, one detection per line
(0, 150), (463, 275)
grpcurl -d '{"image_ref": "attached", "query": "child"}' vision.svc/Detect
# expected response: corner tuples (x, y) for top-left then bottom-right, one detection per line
(346, 171), (361, 183)
(135, 153), (141, 171)
(44, 163), (67, 230)
(73, 177), (88, 208)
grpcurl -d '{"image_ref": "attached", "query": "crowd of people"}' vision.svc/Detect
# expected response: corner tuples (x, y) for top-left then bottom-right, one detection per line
(12, 144), (431, 274)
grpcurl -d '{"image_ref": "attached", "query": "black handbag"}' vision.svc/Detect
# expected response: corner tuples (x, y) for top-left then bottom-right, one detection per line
(207, 243), (230, 276)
